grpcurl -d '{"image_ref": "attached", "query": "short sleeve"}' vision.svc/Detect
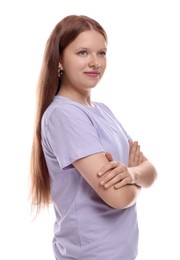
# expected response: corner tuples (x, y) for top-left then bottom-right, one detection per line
(42, 104), (104, 169)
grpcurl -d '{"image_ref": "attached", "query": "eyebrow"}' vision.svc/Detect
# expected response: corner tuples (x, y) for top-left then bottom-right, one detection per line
(75, 47), (107, 51)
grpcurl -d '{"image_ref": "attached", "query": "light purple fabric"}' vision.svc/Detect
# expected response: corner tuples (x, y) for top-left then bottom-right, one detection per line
(41, 96), (138, 260)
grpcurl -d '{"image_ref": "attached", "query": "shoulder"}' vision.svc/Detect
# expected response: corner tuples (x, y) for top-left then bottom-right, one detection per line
(42, 96), (95, 128)
(43, 96), (85, 118)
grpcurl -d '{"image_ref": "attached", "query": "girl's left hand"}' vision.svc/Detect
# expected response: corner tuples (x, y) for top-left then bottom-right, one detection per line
(98, 140), (144, 189)
(98, 155), (135, 189)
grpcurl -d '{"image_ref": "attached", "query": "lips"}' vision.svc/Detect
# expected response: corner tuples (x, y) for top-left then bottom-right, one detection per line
(84, 71), (100, 77)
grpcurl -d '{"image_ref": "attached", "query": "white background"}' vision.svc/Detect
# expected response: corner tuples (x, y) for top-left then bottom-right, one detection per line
(0, 0), (179, 259)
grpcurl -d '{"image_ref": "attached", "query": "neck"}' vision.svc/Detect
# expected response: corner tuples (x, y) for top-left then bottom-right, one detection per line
(58, 88), (92, 107)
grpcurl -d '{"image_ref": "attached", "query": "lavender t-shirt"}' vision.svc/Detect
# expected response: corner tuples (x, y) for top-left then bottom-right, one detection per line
(41, 96), (138, 260)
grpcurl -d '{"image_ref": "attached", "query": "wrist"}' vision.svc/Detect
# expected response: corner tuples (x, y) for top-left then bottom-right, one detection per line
(127, 167), (138, 185)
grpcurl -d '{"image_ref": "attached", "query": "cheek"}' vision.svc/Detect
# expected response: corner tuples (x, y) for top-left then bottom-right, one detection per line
(77, 59), (88, 69)
(101, 57), (106, 67)
(67, 59), (86, 71)
(104, 58), (107, 66)
(102, 60), (107, 71)
(63, 63), (77, 79)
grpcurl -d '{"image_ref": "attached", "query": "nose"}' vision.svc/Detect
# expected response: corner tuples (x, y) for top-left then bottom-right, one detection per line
(88, 54), (100, 69)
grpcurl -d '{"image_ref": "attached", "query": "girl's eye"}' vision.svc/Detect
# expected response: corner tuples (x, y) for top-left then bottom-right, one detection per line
(98, 51), (106, 57)
(78, 50), (88, 56)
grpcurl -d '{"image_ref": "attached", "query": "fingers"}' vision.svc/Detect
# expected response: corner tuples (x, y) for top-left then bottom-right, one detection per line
(98, 163), (134, 189)
(97, 150), (138, 189)
(101, 171), (130, 189)
(140, 152), (144, 163)
(98, 160), (119, 177)
(114, 168), (135, 189)
(99, 164), (124, 183)
(129, 141), (143, 167)
(114, 176), (133, 189)
(134, 144), (141, 162)
(105, 152), (113, 162)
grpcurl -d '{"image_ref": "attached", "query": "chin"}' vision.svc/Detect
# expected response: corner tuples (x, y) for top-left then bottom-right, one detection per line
(89, 80), (100, 89)
(88, 84), (98, 89)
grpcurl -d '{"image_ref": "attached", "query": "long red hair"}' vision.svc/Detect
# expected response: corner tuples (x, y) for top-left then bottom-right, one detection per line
(30, 15), (107, 212)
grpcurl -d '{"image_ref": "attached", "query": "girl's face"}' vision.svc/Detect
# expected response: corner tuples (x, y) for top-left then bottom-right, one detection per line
(60, 30), (107, 95)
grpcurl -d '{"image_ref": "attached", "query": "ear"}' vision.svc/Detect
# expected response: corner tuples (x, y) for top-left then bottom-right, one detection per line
(58, 61), (63, 70)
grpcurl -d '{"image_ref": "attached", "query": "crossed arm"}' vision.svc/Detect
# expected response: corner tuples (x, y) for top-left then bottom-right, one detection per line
(101, 141), (157, 189)
(73, 141), (157, 209)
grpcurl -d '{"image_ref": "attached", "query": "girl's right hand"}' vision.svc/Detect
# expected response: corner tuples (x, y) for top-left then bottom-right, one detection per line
(128, 141), (144, 167)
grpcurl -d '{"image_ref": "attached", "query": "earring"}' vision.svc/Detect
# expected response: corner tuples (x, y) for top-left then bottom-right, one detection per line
(58, 62), (63, 78)
(58, 68), (63, 78)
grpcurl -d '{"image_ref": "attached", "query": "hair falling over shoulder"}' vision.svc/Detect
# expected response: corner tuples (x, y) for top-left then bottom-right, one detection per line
(29, 15), (107, 213)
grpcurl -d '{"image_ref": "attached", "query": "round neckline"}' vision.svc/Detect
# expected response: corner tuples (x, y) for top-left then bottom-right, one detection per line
(54, 95), (98, 109)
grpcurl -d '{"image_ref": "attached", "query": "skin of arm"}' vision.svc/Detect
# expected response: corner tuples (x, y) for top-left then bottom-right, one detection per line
(128, 141), (157, 188)
(98, 141), (157, 189)
(127, 160), (157, 188)
(73, 152), (140, 209)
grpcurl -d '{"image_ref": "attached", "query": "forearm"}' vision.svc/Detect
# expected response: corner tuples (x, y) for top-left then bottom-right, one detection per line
(74, 152), (142, 210)
(128, 160), (157, 188)
(119, 184), (141, 209)
(103, 183), (141, 209)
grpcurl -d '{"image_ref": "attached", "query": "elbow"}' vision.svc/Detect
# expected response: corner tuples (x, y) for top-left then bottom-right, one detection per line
(145, 166), (158, 188)
(150, 168), (158, 187)
(134, 162), (158, 188)
(154, 167), (158, 181)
